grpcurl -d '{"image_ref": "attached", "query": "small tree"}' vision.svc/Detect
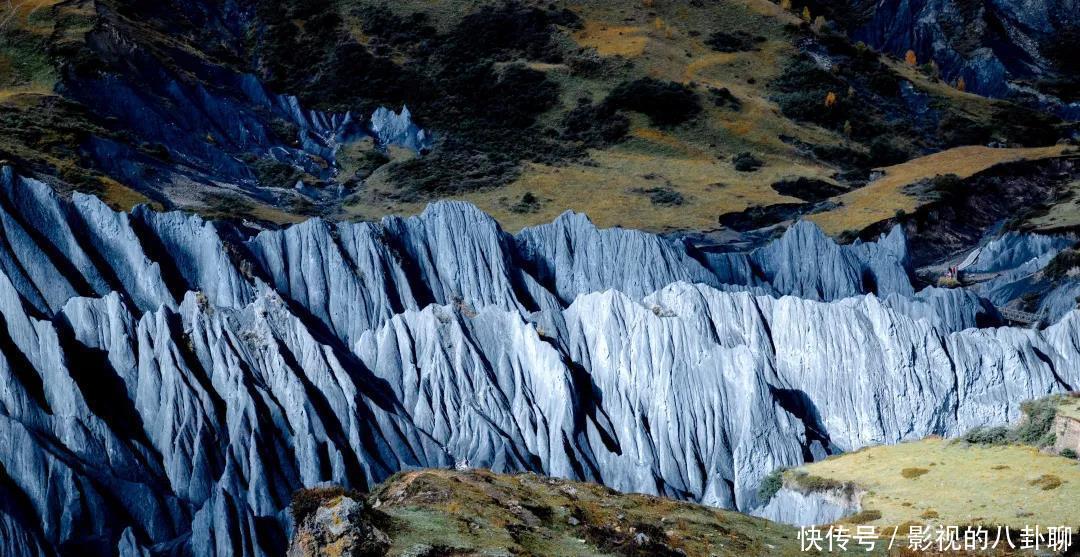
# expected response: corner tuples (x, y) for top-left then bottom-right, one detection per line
(956, 76), (966, 92)
(801, 6), (811, 22)
(812, 15), (827, 31)
(843, 120), (853, 136)
(824, 91), (838, 108)
(905, 49), (917, 66)
(780, 0), (792, 10)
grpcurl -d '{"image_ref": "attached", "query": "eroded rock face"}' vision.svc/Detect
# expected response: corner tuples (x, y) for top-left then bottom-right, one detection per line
(0, 168), (1075, 556)
(754, 488), (859, 526)
(843, 0), (1080, 114)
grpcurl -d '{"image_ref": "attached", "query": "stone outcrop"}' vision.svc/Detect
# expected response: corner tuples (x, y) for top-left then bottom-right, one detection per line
(754, 487), (860, 526)
(0, 168), (1076, 556)
(287, 496), (389, 557)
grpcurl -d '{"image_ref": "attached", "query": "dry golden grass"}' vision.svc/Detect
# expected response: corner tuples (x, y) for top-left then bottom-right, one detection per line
(809, 145), (1071, 234)
(792, 438), (1080, 529)
(0, 85), (53, 103)
(97, 177), (158, 212)
(343, 0), (856, 232)
(573, 20), (649, 58)
(349, 132), (838, 233)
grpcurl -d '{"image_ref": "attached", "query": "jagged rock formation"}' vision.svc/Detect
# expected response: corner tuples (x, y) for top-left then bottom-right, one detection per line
(0, 168), (1076, 556)
(368, 106), (433, 154)
(755, 488), (859, 526)
(839, 0), (1080, 115)
(962, 230), (1080, 323)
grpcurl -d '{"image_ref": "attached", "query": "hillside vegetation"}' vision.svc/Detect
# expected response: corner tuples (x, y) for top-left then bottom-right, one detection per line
(0, 0), (1072, 236)
(294, 468), (816, 557)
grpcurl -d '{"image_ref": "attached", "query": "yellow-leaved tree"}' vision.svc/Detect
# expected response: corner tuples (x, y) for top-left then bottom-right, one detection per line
(905, 50), (917, 66)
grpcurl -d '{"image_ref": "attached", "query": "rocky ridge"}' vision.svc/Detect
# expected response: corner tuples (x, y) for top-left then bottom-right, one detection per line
(0, 168), (1076, 556)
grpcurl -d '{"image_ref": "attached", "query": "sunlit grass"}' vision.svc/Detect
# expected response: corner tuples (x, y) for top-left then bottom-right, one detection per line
(809, 145), (1071, 235)
(790, 438), (1080, 529)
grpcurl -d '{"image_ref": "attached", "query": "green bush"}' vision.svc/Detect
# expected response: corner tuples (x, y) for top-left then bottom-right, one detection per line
(789, 470), (854, 495)
(1060, 448), (1078, 460)
(732, 152), (763, 172)
(633, 186), (685, 206)
(705, 31), (764, 53)
(561, 98), (629, 147)
(842, 509), (882, 525)
(1014, 398), (1059, 447)
(604, 78), (702, 127)
(757, 468), (787, 504)
(509, 192), (542, 213)
(928, 173), (966, 202)
(961, 425), (1011, 446)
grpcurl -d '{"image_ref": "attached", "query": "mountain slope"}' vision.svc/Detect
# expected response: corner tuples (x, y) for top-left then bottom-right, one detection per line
(0, 0), (1072, 236)
(290, 469), (813, 557)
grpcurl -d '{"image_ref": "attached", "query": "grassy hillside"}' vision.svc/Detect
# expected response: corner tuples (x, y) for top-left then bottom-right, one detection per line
(780, 395), (1080, 531)
(339, 0), (1071, 234)
(785, 439), (1079, 530)
(0, 0), (1073, 237)
(808, 144), (1071, 235)
(364, 468), (813, 556)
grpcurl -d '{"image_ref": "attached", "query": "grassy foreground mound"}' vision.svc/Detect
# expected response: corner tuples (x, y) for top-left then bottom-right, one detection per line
(317, 468), (809, 556)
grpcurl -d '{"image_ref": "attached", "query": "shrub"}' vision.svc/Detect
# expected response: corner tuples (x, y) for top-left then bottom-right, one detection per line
(757, 468), (787, 504)
(867, 138), (911, 167)
(961, 425), (1011, 446)
(842, 509), (882, 524)
(561, 98), (629, 146)
(509, 192), (542, 213)
(1028, 474), (1062, 490)
(928, 173), (966, 202)
(789, 471), (854, 495)
(900, 467), (929, 479)
(709, 87), (742, 110)
(633, 186), (685, 206)
(771, 57), (845, 124)
(704, 30), (764, 53)
(1060, 448), (1078, 459)
(1014, 398), (1059, 446)
(732, 151), (763, 172)
(604, 78), (702, 127)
